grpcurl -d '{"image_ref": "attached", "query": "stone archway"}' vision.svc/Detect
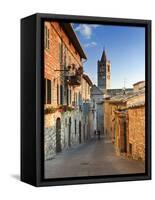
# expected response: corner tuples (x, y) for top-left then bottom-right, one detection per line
(56, 118), (61, 153)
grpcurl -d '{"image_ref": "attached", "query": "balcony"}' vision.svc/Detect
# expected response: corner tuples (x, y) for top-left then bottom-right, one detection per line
(67, 75), (81, 86)
(65, 64), (83, 86)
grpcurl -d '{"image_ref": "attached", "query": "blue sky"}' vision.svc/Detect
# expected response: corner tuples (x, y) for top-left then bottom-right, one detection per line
(72, 23), (145, 89)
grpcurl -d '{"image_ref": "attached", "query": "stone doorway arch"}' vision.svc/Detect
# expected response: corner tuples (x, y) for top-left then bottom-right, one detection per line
(56, 118), (61, 153)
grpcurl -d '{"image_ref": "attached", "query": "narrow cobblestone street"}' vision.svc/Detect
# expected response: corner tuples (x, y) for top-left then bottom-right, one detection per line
(45, 135), (145, 179)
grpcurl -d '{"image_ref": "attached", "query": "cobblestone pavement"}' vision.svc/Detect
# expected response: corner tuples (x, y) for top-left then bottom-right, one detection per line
(45, 135), (145, 179)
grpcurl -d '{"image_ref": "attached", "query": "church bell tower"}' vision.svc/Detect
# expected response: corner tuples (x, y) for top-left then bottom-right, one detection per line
(97, 50), (111, 92)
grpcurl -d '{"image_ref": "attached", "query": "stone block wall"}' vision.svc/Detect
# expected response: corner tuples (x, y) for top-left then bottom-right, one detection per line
(128, 106), (145, 160)
(44, 109), (89, 160)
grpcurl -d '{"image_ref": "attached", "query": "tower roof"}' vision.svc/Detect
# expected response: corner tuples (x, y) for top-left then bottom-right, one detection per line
(101, 50), (107, 62)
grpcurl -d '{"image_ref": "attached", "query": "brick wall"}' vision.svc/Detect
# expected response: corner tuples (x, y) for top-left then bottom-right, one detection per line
(44, 21), (83, 107)
(81, 77), (91, 102)
(44, 21), (93, 160)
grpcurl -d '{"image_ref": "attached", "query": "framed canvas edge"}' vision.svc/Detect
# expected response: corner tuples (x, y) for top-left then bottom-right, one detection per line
(25, 13), (151, 187)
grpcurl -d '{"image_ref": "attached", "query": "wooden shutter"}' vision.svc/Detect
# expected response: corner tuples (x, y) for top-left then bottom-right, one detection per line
(47, 79), (51, 104)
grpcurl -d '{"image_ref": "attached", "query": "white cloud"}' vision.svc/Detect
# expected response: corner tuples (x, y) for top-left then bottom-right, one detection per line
(90, 24), (100, 28)
(74, 24), (99, 39)
(84, 41), (97, 48)
(75, 24), (92, 39)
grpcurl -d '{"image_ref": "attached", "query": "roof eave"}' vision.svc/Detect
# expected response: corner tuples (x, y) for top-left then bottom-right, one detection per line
(61, 23), (87, 60)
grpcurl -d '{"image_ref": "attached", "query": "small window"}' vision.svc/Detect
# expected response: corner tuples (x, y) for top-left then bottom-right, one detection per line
(64, 46), (67, 67)
(44, 79), (47, 104)
(57, 84), (59, 105)
(60, 85), (64, 105)
(59, 41), (63, 64)
(46, 79), (51, 104)
(45, 26), (50, 49)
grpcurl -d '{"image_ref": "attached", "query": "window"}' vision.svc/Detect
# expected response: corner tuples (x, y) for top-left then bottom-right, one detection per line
(64, 46), (67, 67)
(57, 84), (59, 105)
(45, 26), (50, 49)
(44, 79), (46, 104)
(100, 67), (104, 72)
(59, 41), (63, 64)
(47, 79), (51, 104)
(60, 85), (64, 105)
(44, 79), (52, 104)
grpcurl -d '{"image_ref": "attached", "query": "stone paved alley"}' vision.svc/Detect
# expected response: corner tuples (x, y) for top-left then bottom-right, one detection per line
(45, 135), (145, 179)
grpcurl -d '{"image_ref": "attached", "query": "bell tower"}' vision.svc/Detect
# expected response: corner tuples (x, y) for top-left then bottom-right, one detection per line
(97, 50), (111, 92)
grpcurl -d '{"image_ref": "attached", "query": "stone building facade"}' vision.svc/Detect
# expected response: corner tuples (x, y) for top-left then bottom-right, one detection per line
(103, 81), (145, 160)
(126, 81), (145, 160)
(127, 105), (145, 160)
(81, 74), (94, 139)
(91, 84), (104, 134)
(44, 21), (93, 160)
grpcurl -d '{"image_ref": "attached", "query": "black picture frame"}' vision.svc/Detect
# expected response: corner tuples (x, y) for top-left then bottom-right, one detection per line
(21, 13), (151, 187)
